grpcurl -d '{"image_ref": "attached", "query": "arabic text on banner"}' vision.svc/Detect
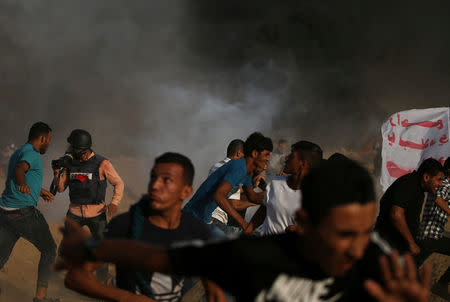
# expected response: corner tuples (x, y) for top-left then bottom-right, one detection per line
(380, 107), (450, 191)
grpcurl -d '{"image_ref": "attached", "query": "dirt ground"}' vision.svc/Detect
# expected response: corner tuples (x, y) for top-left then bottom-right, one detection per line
(0, 220), (207, 302)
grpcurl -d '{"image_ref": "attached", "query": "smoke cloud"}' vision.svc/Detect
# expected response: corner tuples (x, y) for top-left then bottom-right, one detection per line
(1, 1), (449, 220)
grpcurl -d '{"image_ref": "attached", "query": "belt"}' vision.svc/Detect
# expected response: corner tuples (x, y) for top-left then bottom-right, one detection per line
(0, 208), (22, 215)
(0, 206), (34, 215)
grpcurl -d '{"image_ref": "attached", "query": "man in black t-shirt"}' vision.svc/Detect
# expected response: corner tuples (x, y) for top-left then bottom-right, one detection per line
(63, 152), (222, 302)
(59, 159), (432, 302)
(375, 158), (444, 255)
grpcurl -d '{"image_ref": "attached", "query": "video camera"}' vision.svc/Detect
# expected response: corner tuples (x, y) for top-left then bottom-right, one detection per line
(49, 152), (74, 195)
(51, 153), (74, 170)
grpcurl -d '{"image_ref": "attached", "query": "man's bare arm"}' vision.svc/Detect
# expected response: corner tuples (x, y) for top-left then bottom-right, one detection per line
(229, 199), (257, 211)
(14, 161), (30, 194)
(244, 206), (266, 235)
(202, 279), (227, 302)
(213, 181), (248, 229)
(95, 240), (171, 273)
(433, 197), (450, 215)
(101, 160), (124, 206)
(65, 262), (155, 302)
(243, 187), (264, 204)
(58, 219), (171, 275)
(390, 206), (420, 255)
(52, 168), (69, 193)
(101, 160), (124, 217)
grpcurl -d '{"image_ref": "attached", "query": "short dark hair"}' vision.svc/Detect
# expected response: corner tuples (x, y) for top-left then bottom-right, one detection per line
(278, 138), (287, 145)
(243, 132), (273, 157)
(226, 139), (244, 157)
(28, 122), (52, 141)
(154, 152), (195, 186)
(417, 158), (444, 179)
(444, 157), (450, 176)
(328, 152), (348, 162)
(291, 141), (323, 168)
(302, 158), (375, 226)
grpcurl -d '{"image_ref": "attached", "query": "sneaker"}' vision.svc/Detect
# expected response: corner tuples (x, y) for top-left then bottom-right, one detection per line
(431, 282), (450, 300)
(33, 297), (61, 302)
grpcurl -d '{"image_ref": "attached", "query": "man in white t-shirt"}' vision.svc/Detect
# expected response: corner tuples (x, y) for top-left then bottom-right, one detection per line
(246, 140), (323, 235)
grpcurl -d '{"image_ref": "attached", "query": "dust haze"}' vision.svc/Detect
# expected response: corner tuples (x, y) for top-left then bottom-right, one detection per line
(1, 0), (449, 220)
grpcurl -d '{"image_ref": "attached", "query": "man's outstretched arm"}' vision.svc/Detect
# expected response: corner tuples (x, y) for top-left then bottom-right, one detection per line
(59, 219), (226, 302)
(65, 262), (155, 302)
(58, 219), (172, 274)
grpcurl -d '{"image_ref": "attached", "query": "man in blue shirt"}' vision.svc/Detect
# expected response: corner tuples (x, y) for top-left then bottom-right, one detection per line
(0, 122), (59, 302)
(183, 132), (272, 231)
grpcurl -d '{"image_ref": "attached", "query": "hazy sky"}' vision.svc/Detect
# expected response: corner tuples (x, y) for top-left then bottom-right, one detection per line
(1, 1), (449, 218)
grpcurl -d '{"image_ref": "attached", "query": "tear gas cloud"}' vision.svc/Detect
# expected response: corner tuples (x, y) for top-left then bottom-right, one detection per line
(0, 1), (449, 220)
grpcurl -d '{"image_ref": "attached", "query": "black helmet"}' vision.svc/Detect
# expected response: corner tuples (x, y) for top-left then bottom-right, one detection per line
(67, 129), (92, 149)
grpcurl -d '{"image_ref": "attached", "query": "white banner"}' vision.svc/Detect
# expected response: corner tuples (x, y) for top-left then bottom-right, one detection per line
(380, 107), (450, 191)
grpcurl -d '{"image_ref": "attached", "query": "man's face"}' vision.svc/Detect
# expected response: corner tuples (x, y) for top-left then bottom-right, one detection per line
(253, 149), (271, 172)
(148, 162), (192, 213)
(278, 142), (287, 152)
(231, 150), (244, 160)
(423, 172), (444, 194)
(39, 132), (52, 154)
(283, 150), (303, 175)
(73, 148), (91, 161)
(299, 202), (377, 276)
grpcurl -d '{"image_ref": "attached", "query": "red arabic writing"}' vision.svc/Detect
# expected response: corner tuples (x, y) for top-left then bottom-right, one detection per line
(386, 161), (413, 178)
(387, 133), (448, 150)
(401, 119), (444, 130)
(388, 113), (444, 130)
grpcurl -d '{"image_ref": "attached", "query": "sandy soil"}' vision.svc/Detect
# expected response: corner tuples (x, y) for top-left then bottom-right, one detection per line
(0, 223), (97, 302)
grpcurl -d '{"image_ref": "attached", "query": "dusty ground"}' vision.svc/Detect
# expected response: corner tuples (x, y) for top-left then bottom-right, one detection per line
(0, 222), (207, 302)
(0, 223), (97, 302)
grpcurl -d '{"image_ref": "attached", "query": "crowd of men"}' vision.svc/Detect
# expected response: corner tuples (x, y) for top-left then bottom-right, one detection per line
(0, 121), (449, 302)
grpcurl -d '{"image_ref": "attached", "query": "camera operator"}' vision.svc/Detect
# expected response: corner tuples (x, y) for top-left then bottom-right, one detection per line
(52, 129), (124, 282)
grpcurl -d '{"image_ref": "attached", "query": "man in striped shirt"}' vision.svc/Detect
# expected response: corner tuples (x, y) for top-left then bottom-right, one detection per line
(416, 157), (450, 300)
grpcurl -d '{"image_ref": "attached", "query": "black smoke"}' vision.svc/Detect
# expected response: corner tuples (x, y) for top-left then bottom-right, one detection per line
(1, 0), (449, 194)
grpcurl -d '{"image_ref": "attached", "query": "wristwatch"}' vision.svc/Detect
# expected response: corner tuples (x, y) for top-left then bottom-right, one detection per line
(82, 237), (101, 261)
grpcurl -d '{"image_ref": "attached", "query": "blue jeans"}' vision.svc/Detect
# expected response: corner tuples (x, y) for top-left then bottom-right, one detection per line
(211, 218), (242, 238)
(0, 206), (56, 287)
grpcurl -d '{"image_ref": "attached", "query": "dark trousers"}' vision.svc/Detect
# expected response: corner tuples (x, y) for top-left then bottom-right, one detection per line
(417, 237), (450, 283)
(0, 206), (56, 287)
(66, 211), (108, 281)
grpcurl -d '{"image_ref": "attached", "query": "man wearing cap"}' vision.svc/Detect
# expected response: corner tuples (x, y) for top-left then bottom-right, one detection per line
(52, 129), (124, 281)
